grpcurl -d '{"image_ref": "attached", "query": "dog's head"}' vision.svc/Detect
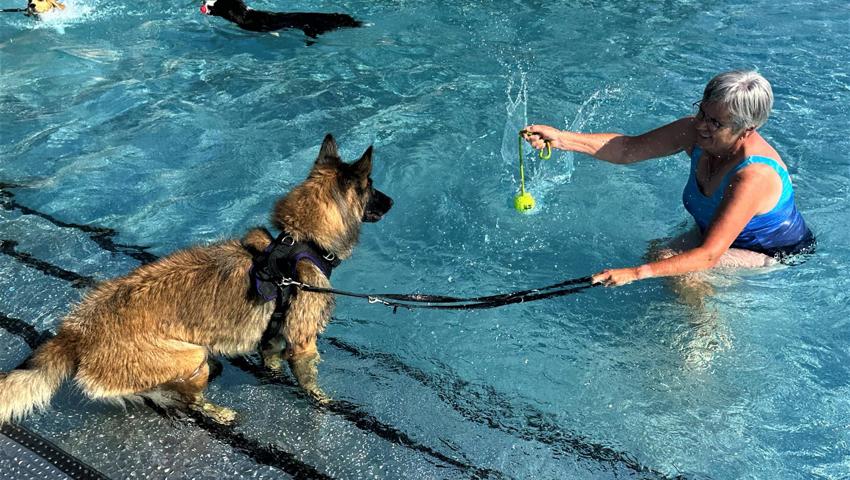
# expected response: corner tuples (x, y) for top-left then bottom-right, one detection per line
(199, 0), (243, 16)
(271, 134), (393, 258)
(26, 0), (64, 16)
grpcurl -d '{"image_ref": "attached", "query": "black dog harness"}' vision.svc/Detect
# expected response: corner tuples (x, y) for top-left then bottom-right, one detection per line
(249, 231), (341, 342)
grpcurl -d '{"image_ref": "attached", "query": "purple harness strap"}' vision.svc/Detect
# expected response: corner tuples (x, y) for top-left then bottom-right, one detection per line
(248, 230), (340, 304)
(292, 251), (334, 278)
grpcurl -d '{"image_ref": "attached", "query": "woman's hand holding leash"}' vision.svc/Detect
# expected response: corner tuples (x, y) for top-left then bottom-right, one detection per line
(592, 265), (654, 287)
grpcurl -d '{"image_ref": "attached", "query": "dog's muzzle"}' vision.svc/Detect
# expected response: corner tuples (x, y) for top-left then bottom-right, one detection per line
(363, 189), (393, 223)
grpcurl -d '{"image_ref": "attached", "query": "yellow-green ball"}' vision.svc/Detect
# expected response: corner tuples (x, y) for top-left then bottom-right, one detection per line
(514, 192), (535, 212)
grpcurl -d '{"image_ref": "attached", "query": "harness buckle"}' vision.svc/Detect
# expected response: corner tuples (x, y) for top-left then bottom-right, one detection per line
(280, 235), (295, 246)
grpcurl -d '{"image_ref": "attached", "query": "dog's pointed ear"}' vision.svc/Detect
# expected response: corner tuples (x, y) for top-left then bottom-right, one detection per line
(315, 134), (340, 166)
(352, 146), (373, 178)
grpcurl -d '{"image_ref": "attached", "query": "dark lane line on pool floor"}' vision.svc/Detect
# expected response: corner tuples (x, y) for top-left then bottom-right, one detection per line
(325, 336), (689, 480)
(0, 312), (52, 350)
(1, 184), (158, 264)
(1, 240), (97, 289)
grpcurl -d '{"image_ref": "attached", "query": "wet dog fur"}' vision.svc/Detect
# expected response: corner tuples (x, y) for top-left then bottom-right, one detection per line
(200, 0), (361, 39)
(26, 0), (65, 16)
(0, 134), (392, 425)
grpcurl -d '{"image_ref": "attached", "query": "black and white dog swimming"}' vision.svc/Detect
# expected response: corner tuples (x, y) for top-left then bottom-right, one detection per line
(200, 0), (361, 39)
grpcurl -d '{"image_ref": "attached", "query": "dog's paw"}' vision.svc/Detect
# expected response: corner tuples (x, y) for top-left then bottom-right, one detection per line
(307, 386), (331, 405)
(208, 405), (238, 425)
(262, 352), (284, 373)
(190, 401), (238, 425)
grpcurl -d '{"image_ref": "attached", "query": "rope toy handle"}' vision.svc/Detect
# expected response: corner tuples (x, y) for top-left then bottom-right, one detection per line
(539, 140), (552, 159)
(517, 132), (528, 195)
(519, 130), (552, 160)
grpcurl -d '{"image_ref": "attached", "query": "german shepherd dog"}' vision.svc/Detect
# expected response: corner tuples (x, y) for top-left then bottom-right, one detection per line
(0, 134), (392, 424)
(200, 0), (361, 38)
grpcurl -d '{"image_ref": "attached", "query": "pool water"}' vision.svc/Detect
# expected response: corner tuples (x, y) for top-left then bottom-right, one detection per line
(2, 1), (849, 478)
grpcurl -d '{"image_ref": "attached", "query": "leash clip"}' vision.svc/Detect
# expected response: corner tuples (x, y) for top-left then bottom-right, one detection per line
(277, 277), (299, 287)
(367, 296), (390, 306)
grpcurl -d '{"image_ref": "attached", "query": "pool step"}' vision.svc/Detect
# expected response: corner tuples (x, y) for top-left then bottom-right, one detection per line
(0, 424), (108, 480)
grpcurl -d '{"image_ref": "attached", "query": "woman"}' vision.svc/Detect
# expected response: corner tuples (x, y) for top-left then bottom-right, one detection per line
(523, 70), (815, 288)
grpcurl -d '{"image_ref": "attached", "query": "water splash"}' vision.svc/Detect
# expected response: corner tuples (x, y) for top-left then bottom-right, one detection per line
(557, 86), (622, 182)
(501, 71), (546, 214)
(21, 0), (100, 33)
(500, 70), (528, 168)
(506, 84), (624, 208)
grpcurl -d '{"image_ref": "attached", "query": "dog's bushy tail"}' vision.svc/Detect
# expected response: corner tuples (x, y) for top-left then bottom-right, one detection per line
(0, 334), (76, 424)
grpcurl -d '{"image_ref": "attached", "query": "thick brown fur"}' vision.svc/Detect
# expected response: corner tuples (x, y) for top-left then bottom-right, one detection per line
(0, 134), (391, 424)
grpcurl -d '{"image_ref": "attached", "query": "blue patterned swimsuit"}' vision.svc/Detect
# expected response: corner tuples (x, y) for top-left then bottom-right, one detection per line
(682, 146), (815, 261)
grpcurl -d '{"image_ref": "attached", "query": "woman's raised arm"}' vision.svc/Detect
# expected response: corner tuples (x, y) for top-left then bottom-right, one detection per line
(523, 117), (696, 165)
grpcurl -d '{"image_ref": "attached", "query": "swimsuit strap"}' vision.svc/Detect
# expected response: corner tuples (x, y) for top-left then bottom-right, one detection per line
(730, 155), (789, 180)
(690, 147), (792, 202)
(731, 155), (794, 210)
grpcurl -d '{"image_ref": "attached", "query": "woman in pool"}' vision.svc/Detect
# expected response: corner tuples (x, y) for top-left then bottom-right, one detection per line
(523, 70), (815, 289)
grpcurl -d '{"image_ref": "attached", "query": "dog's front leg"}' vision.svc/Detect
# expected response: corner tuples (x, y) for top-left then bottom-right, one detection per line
(286, 339), (328, 402)
(260, 327), (326, 401)
(259, 320), (287, 372)
(262, 327), (327, 401)
(261, 319), (328, 398)
(259, 262), (334, 400)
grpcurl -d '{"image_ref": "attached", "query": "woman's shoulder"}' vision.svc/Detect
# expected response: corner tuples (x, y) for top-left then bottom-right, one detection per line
(731, 134), (789, 193)
(741, 132), (785, 167)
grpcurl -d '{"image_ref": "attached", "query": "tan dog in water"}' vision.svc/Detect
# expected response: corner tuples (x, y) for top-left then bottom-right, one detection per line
(0, 134), (392, 424)
(26, 0), (65, 16)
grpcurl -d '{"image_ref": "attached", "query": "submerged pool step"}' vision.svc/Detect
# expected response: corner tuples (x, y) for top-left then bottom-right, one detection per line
(0, 424), (109, 480)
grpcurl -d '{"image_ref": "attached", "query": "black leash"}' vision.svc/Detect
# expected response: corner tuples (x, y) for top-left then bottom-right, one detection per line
(276, 275), (598, 312)
(252, 230), (597, 312)
(1, 8), (27, 12)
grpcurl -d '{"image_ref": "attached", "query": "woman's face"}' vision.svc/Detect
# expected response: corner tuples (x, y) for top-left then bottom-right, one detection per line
(694, 101), (745, 154)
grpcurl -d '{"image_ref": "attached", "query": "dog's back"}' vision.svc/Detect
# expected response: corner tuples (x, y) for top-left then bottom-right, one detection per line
(70, 238), (274, 355)
(200, 0), (362, 37)
(0, 236), (273, 422)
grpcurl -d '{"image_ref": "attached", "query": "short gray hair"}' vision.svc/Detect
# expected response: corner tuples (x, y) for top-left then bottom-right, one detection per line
(702, 70), (773, 132)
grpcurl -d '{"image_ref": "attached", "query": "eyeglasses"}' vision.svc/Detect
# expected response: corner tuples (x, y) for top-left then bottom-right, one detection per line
(692, 101), (729, 131)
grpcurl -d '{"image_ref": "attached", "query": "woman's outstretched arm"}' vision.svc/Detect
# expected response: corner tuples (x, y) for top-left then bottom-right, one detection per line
(523, 117), (696, 164)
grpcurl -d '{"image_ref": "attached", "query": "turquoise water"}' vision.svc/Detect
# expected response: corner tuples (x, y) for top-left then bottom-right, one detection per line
(2, 1), (849, 478)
